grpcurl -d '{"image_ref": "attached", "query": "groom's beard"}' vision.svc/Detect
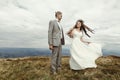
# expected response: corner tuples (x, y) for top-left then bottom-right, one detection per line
(57, 18), (62, 21)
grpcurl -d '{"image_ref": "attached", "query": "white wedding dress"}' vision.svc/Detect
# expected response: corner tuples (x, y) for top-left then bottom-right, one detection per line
(69, 29), (102, 70)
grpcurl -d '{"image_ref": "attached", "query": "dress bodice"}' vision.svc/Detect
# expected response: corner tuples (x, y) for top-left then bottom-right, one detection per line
(73, 29), (83, 38)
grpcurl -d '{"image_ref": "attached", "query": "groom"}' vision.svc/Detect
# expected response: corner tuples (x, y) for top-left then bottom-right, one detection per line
(48, 11), (65, 74)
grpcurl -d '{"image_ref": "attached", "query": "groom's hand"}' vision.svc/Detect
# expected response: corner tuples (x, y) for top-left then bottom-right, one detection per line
(49, 45), (54, 50)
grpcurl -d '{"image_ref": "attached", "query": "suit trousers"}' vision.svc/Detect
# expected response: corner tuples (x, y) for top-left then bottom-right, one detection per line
(50, 44), (62, 72)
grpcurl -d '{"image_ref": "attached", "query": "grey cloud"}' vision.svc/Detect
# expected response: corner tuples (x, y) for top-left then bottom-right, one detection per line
(0, 0), (120, 49)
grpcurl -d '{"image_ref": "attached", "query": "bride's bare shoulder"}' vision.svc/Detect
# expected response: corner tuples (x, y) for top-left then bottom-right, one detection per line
(67, 28), (75, 35)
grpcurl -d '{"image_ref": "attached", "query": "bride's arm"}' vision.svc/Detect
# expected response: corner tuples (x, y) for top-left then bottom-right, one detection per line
(66, 28), (74, 38)
(80, 36), (91, 44)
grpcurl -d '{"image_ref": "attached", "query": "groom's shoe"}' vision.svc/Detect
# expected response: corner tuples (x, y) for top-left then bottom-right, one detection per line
(56, 67), (61, 73)
(51, 72), (57, 75)
(50, 71), (57, 75)
(53, 72), (57, 75)
(57, 67), (61, 71)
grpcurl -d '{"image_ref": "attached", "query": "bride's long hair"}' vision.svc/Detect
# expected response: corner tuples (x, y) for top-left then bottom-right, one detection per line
(67, 19), (94, 38)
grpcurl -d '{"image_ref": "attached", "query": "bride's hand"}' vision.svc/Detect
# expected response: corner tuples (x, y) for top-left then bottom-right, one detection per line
(87, 42), (91, 44)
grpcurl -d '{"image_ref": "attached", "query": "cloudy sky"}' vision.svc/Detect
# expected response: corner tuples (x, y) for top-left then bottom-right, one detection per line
(0, 0), (120, 51)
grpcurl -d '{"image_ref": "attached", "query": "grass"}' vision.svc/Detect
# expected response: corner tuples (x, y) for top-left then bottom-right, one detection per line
(0, 56), (120, 80)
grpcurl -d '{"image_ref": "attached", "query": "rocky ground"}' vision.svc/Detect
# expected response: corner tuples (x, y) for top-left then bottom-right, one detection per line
(0, 55), (120, 80)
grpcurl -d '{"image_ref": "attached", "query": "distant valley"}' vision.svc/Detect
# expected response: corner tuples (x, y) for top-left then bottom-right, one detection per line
(0, 48), (119, 58)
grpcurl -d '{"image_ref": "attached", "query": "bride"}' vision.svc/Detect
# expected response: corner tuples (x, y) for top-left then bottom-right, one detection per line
(67, 19), (102, 70)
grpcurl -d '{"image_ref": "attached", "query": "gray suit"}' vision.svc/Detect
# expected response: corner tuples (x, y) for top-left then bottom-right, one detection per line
(48, 19), (65, 72)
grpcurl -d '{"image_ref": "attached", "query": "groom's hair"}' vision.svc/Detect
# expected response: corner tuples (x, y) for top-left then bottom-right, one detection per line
(55, 11), (62, 17)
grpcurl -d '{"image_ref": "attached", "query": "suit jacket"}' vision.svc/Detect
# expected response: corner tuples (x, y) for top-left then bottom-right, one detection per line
(48, 20), (65, 46)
